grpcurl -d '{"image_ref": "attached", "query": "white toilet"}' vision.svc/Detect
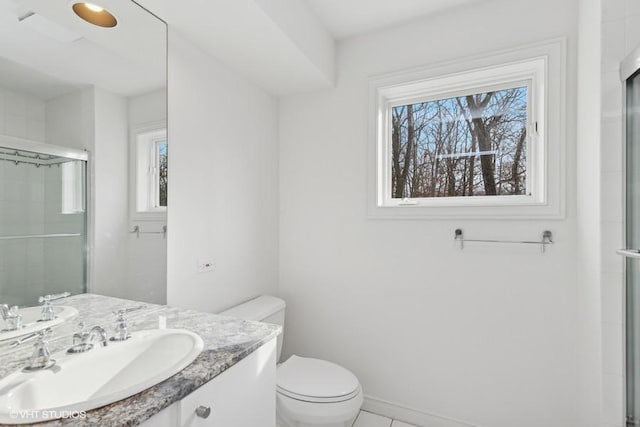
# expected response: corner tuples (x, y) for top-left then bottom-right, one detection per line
(220, 295), (363, 427)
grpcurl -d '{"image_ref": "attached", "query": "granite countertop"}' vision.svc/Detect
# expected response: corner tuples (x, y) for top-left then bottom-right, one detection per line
(0, 293), (281, 426)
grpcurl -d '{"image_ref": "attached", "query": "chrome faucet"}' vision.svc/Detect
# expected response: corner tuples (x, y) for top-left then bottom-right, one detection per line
(0, 304), (23, 331)
(88, 326), (108, 347)
(110, 306), (145, 342)
(67, 323), (108, 353)
(0, 304), (9, 320)
(38, 292), (70, 322)
(21, 328), (56, 372)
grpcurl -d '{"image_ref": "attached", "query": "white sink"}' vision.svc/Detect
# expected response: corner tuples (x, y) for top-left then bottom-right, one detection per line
(0, 306), (79, 342)
(0, 328), (204, 424)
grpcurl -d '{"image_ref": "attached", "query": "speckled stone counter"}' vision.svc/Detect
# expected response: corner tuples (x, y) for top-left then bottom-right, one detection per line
(0, 293), (281, 426)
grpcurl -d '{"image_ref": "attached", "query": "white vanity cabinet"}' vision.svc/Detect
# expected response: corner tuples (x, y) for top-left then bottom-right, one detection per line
(142, 338), (276, 427)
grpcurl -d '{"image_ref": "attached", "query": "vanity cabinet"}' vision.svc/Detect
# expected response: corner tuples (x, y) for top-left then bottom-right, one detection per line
(142, 339), (276, 427)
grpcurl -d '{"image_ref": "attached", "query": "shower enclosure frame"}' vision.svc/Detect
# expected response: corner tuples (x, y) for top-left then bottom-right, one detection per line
(0, 134), (93, 299)
(620, 44), (640, 427)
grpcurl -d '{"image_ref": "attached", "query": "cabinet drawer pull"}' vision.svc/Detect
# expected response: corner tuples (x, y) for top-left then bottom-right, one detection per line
(195, 405), (211, 419)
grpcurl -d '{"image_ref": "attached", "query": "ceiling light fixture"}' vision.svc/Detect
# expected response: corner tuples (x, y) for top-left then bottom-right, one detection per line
(84, 3), (104, 13)
(71, 2), (117, 28)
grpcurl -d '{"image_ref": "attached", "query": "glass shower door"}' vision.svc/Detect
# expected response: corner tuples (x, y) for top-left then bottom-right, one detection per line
(626, 69), (640, 427)
(0, 145), (87, 307)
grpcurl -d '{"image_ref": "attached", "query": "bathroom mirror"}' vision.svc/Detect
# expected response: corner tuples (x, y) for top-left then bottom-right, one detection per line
(0, 0), (167, 307)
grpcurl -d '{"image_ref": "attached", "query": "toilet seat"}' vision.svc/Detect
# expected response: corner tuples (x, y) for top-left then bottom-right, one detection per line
(277, 355), (360, 403)
(277, 385), (361, 403)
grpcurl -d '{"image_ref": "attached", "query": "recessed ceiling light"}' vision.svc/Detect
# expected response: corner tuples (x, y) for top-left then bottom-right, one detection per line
(71, 2), (117, 28)
(84, 3), (104, 13)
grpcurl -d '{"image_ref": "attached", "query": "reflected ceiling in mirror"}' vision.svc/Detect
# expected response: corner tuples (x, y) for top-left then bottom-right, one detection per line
(0, 0), (165, 97)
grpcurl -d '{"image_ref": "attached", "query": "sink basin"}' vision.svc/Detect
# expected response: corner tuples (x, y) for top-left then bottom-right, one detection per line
(0, 306), (79, 342)
(0, 328), (204, 424)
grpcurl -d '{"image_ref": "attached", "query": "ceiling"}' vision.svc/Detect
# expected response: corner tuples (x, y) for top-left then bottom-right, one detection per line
(305, 0), (483, 39)
(137, 0), (336, 96)
(0, 0), (166, 100)
(0, 0), (489, 99)
(136, 0), (487, 95)
(0, 57), (81, 100)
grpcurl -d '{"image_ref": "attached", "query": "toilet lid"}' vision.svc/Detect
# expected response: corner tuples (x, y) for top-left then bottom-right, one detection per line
(277, 355), (360, 401)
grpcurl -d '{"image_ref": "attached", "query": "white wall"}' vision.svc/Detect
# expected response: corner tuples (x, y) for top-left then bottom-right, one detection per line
(126, 89), (167, 304)
(0, 86), (45, 142)
(91, 88), (129, 299)
(278, 0), (581, 426)
(166, 29), (279, 313)
(129, 89), (166, 125)
(45, 91), (87, 151)
(576, 1), (603, 427)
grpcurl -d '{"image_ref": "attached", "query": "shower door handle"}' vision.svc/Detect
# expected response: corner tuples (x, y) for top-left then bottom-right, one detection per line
(617, 249), (640, 258)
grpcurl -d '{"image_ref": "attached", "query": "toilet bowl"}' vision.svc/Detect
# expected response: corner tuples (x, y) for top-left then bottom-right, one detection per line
(277, 355), (363, 427)
(220, 296), (363, 427)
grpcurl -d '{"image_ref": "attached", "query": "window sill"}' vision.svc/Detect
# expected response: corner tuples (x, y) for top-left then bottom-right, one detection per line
(367, 202), (564, 220)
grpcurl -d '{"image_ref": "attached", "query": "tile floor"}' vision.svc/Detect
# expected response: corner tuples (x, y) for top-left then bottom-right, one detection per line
(352, 410), (418, 427)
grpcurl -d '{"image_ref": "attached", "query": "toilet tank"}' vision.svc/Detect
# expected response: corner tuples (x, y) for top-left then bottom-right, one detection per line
(219, 295), (285, 361)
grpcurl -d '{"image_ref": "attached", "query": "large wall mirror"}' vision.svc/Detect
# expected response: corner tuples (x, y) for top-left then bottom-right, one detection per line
(0, 0), (167, 307)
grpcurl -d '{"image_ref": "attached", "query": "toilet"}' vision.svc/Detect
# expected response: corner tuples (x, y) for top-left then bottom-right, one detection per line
(220, 295), (363, 427)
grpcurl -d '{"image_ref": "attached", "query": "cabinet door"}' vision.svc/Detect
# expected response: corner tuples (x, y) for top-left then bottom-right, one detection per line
(180, 338), (276, 427)
(141, 402), (179, 427)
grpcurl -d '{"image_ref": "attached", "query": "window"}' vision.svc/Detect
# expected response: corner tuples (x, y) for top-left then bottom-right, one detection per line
(154, 139), (168, 208)
(130, 122), (167, 221)
(369, 39), (566, 219)
(391, 85), (529, 200)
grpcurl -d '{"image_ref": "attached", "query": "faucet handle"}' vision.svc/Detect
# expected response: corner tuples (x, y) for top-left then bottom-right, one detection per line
(72, 322), (89, 345)
(112, 305), (146, 317)
(10, 331), (38, 348)
(37, 292), (71, 304)
(7, 305), (19, 317)
(2, 306), (23, 331)
(110, 305), (146, 342)
(23, 328), (56, 372)
(38, 292), (70, 322)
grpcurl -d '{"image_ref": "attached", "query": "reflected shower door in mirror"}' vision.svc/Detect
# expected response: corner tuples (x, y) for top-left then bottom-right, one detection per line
(0, 142), (87, 306)
(0, 0), (167, 305)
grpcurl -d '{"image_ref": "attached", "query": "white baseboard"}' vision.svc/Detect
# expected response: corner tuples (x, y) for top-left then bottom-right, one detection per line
(362, 395), (477, 427)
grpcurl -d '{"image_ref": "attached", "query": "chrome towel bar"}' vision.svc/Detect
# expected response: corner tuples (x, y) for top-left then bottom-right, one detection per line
(454, 229), (553, 253)
(130, 225), (167, 239)
(0, 233), (81, 241)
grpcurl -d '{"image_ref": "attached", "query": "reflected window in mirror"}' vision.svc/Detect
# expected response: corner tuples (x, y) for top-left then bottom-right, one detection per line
(156, 140), (168, 208)
(131, 122), (167, 221)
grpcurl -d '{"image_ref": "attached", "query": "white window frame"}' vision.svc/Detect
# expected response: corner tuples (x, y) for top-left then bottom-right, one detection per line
(129, 120), (167, 223)
(368, 38), (566, 219)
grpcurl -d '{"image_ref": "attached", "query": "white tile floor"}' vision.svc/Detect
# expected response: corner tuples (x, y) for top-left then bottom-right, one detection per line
(352, 410), (418, 427)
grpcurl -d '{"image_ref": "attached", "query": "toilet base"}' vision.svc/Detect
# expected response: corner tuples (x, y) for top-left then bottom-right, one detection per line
(276, 389), (362, 427)
(277, 413), (358, 427)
